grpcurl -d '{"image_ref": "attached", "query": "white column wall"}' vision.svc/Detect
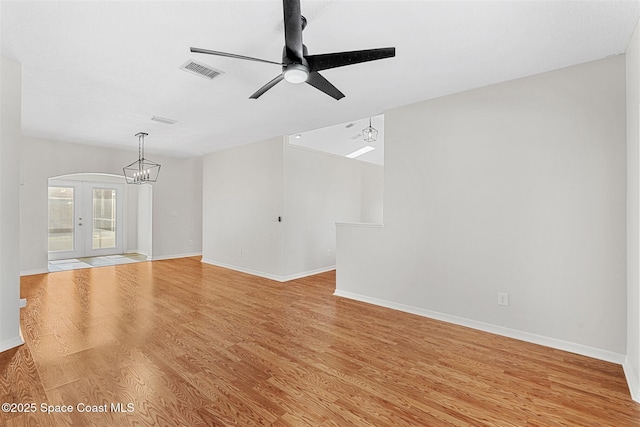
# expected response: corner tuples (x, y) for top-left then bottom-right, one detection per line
(0, 56), (24, 352)
(137, 184), (153, 258)
(625, 18), (640, 401)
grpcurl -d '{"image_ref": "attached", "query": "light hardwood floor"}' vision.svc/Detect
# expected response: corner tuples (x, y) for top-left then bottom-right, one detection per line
(2, 256), (639, 426)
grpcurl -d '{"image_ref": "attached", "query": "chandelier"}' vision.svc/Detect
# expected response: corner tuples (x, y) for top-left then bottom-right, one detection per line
(123, 132), (161, 184)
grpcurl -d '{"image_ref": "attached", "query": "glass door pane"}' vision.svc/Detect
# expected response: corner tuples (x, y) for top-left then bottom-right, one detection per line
(92, 188), (117, 250)
(48, 186), (75, 252)
(48, 180), (123, 260)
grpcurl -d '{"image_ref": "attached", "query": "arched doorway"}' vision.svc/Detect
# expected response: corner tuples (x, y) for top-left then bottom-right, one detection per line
(47, 173), (152, 270)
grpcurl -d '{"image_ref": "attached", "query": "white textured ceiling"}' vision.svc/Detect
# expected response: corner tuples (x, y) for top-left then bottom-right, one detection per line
(1, 1), (639, 158)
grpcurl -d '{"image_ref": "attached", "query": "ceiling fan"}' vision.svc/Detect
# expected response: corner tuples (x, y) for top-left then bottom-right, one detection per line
(190, 0), (395, 100)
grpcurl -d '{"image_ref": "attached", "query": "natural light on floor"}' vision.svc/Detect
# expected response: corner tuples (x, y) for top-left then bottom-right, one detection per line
(47, 253), (148, 272)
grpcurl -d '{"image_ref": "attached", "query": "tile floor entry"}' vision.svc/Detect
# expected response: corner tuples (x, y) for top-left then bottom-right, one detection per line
(48, 253), (148, 272)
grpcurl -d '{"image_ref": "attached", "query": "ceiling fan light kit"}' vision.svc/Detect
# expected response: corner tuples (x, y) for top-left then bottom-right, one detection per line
(283, 64), (309, 84)
(190, 0), (395, 100)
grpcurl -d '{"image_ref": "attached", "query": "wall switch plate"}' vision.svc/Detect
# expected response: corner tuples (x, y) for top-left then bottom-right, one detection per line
(498, 292), (509, 306)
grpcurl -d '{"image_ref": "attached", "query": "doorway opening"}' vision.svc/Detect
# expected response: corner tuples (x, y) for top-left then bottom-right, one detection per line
(47, 173), (152, 271)
(48, 179), (124, 259)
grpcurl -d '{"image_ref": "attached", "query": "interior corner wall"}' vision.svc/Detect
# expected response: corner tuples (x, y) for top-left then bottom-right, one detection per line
(20, 137), (203, 273)
(201, 137), (285, 279)
(201, 137), (384, 282)
(281, 145), (383, 280)
(0, 56), (24, 352)
(626, 18), (640, 401)
(337, 56), (627, 361)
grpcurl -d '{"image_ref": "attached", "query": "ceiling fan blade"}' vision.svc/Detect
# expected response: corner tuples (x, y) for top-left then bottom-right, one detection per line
(249, 74), (285, 99)
(282, 0), (304, 62)
(190, 47), (282, 66)
(306, 72), (345, 100)
(306, 47), (396, 72)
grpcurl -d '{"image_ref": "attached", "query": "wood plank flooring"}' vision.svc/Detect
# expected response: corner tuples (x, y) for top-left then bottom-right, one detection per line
(2, 256), (639, 426)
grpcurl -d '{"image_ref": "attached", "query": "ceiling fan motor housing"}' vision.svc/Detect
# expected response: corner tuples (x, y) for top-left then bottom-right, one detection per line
(282, 45), (309, 83)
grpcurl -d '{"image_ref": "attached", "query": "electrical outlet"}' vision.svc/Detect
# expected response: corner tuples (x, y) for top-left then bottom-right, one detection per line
(188, 239), (193, 246)
(239, 250), (243, 257)
(497, 292), (509, 306)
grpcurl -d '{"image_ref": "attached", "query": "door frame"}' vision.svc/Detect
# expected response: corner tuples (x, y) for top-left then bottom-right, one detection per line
(48, 176), (125, 261)
(47, 180), (83, 260)
(84, 181), (125, 257)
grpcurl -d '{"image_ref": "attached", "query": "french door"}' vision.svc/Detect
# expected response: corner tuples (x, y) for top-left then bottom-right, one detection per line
(48, 180), (124, 260)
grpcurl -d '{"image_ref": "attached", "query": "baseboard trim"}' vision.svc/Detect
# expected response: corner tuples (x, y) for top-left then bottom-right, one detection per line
(20, 268), (49, 277)
(201, 259), (283, 281)
(151, 252), (202, 261)
(127, 249), (149, 257)
(333, 289), (626, 365)
(201, 258), (335, 282)
(0, 335), (24, 354)
(280, 266), (336, 282)
(624, 357), (640, 403)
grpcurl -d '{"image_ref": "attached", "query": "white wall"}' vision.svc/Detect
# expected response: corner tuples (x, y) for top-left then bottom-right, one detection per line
(202, 137), (284, 279)
(137, 184), (152, 258)
(337, 56), (627, 362)
(361, 163), (384, 224)
(20, 137), (203, 273)
(282, 144), (383, 279)
(0, 56), (24, 352)
(202, 138), (384, 281)
(148, 156), (203, 260)
(626, 19), (640, 401)
(127, 182), (139, 252)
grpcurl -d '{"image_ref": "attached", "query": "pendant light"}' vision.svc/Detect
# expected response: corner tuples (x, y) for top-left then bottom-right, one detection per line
(123, 132), (161, 184)
(362, 117), (378, 142)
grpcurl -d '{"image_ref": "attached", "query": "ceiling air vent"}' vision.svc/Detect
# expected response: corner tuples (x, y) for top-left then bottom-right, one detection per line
(151, 115), (177, 125)
(349, 133), (362, 140)
(181, 60), (224, 80)
(345, 123), (355, 129)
